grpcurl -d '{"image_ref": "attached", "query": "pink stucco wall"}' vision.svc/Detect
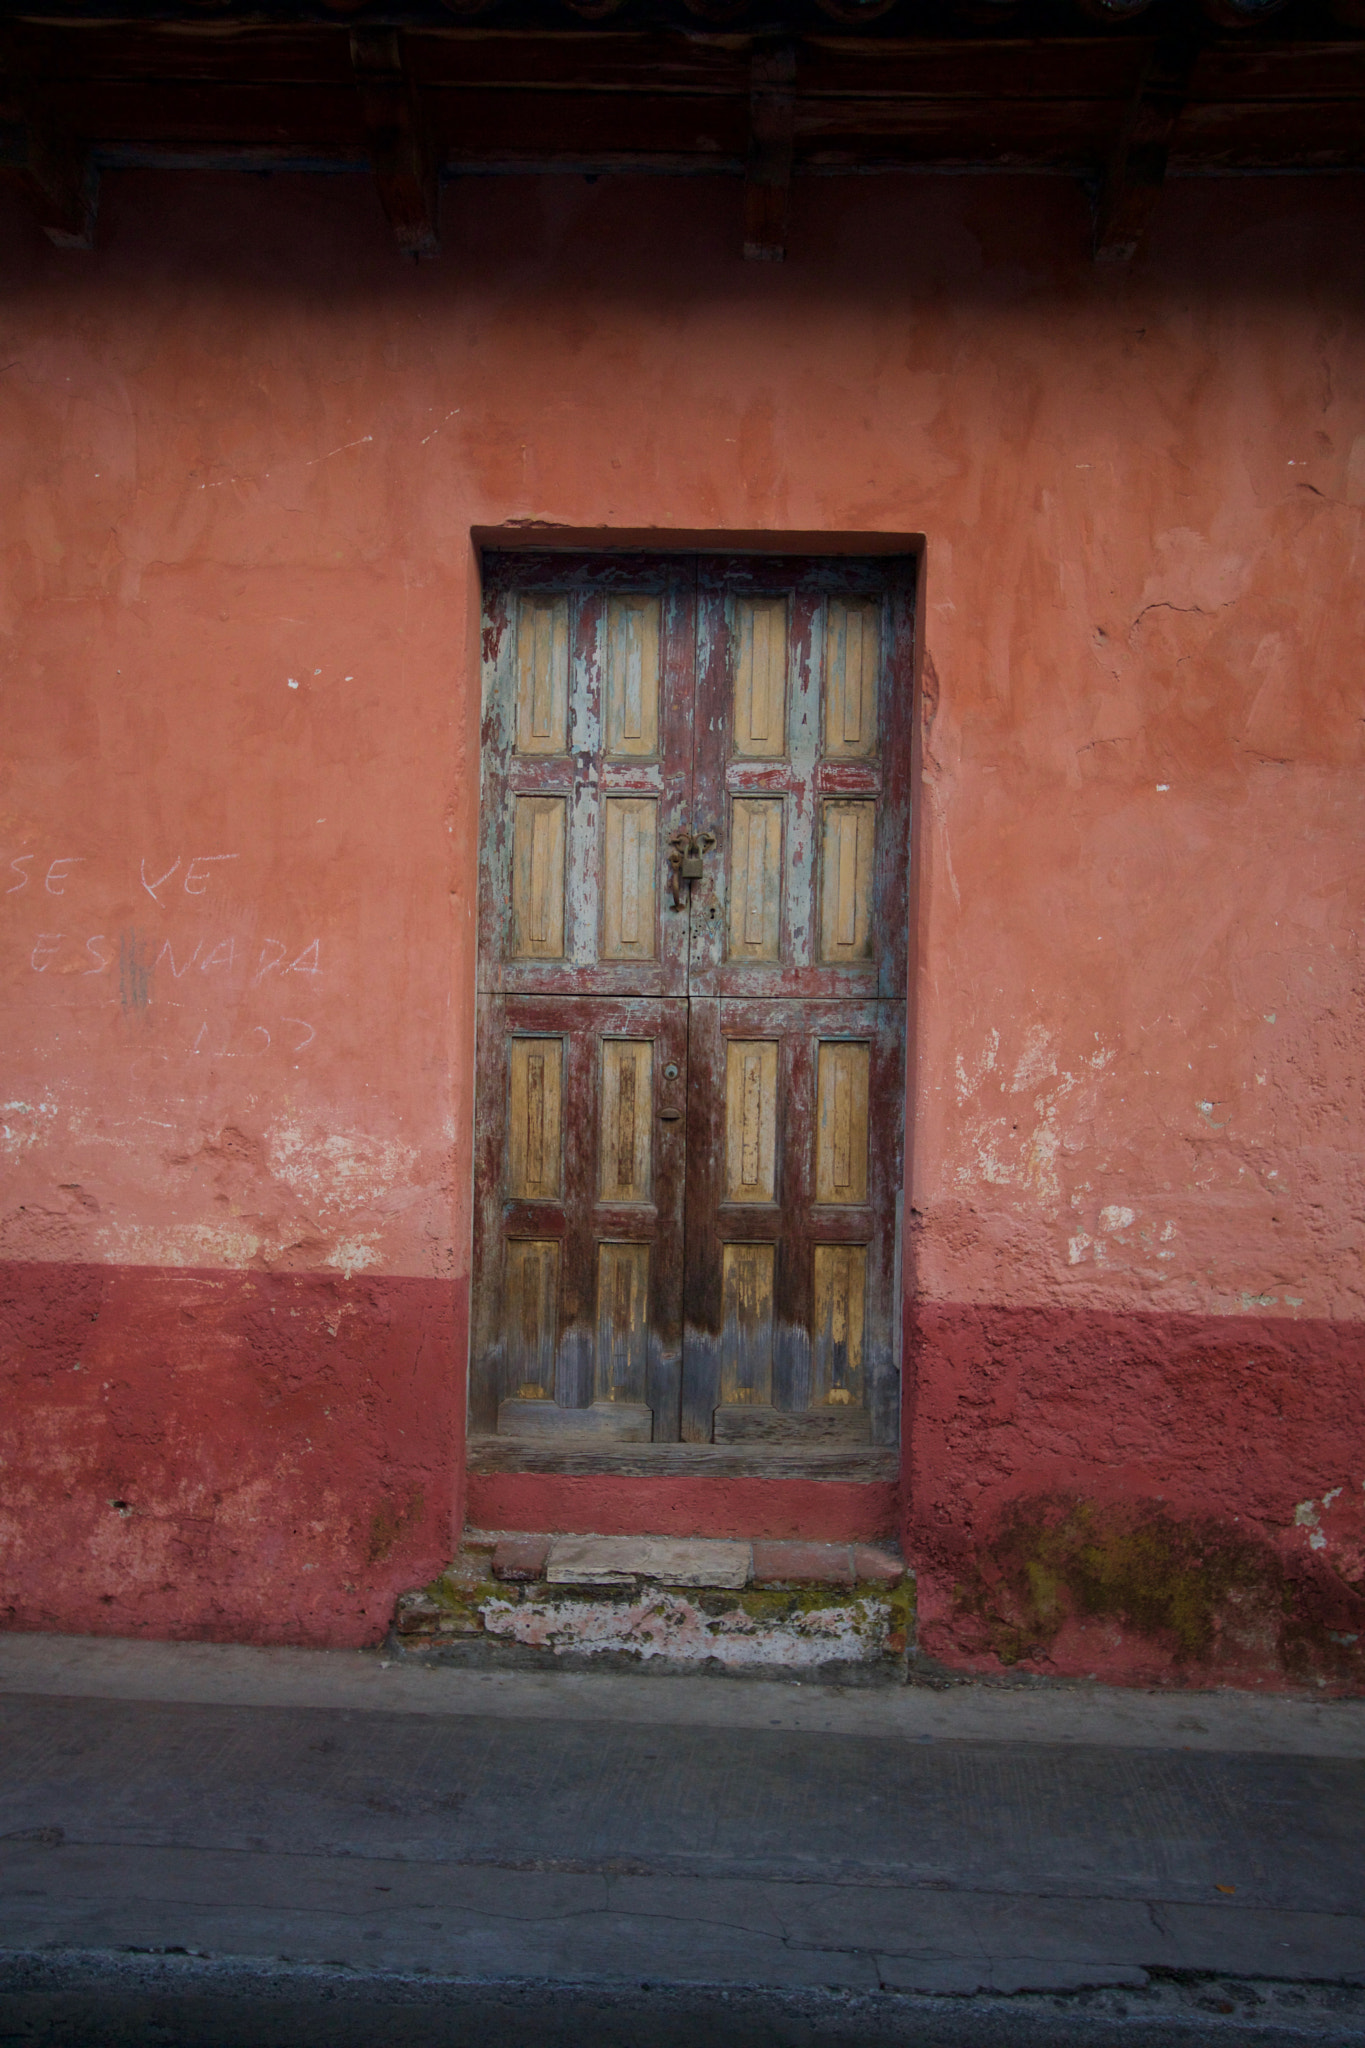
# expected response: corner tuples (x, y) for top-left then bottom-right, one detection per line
(1, 166), (1361, 1683)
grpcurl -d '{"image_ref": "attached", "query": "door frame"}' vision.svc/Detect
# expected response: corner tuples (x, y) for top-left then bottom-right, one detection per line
(463, 526), (927, 1477)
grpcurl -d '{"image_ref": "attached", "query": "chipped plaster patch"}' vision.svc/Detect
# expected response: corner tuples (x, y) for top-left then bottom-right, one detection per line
(1023, 1117), (1062, 1203)
(100, 1222), (264, 1268)
(1010, 1025), (1056, 1093)
(1294, 1497), (1328, 1551)
(327, 1236), (383, 1278)
(267, 1124), (418, 1220)
(1100, 1205), (1136, 1233)
(954, 1030), (1000, 1103)
(1292, 1488), (1352, 1555)
(0, 1099), (58, 1155)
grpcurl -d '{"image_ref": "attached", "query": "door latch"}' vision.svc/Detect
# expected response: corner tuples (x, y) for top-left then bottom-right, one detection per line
(666, 830), (716, 910)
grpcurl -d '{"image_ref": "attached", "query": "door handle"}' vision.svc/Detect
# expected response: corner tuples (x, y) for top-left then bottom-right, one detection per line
(666, 830), (716, 911)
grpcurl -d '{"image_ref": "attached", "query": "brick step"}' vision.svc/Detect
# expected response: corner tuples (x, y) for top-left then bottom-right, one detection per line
(392, 1531), (914, 1683)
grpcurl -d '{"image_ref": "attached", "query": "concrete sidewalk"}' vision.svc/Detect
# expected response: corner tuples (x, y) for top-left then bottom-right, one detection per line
(0, 1634), (1362, 2045)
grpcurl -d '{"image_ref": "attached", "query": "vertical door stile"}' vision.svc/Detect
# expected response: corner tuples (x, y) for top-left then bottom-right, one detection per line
(681, 559), (724, 1439)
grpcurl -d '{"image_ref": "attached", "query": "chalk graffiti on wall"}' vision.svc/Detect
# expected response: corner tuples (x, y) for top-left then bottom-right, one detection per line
(5, 849), (321, 1062)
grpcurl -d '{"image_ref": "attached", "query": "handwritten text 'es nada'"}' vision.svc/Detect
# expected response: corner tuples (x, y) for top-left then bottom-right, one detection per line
(29, 935), (321, 982)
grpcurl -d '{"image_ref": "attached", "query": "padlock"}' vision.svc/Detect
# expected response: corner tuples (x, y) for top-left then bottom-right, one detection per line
(680, 846), (705, 881)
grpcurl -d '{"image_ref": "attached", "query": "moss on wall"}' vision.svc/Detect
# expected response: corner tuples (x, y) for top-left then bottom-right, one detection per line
(955, 1493), (1364, 1687)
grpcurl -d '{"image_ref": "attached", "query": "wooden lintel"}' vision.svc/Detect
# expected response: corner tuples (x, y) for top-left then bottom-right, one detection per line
(1093, 38), (1198, 265)
(743, 41), (795, 262)
(350, 26), (438, 259)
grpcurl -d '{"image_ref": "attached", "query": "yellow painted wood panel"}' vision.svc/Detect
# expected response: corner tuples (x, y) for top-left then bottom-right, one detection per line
(599, 1039), (653, 1202)
(815, 1040), (870, 1205)
(719, 1241), (775, 1405)
(602, 797), (657, 960)
(515, 595), (569, 756)
(819, 800), (876, 963)
(824, 599), (880, 760)
(512, 796), (567, 959)
(595, 1242), (650, 1404)
(728, 797), (783, 962)
(507, 1037), (563, 1199)
(605, 595), (661, 758)
(811, 1244), (867, 1407)
(732, 597), (788, 758)
(504, 1239), (560, 1399)
(724, 1038), (779, 1203)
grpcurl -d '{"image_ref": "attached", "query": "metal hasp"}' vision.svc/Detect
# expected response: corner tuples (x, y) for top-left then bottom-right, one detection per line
(667, 830), (715, 909)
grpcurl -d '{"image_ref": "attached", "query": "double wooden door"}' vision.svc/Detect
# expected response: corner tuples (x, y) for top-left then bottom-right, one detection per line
(471, 553), (914, 1449)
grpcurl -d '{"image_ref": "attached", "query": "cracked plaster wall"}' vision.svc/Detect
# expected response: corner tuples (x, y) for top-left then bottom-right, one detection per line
(0, 167), (1361, 1671)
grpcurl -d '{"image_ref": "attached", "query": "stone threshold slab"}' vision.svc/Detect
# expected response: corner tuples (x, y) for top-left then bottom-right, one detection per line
(481, 1532), (907, 1590)
(545, 1536), (752, 1588)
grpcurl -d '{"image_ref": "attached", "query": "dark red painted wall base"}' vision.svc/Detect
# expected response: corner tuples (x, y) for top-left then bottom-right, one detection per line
(467, 1473), (898, 1544)
(906, 1305), (1365, 1692)
(0, 1261), (465, 1647)
(5, 1261), (1362, 1690)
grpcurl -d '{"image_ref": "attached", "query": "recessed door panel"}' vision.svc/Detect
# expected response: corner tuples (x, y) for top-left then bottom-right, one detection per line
(600, 1039), (653, 1202)
(720, 1242), (776, 1406)
(503, 1240), (560, 1401)
(508, 1037), (563, 1200)
(516, 595), (570, 756)
(815, 1040), (870, 1205)
(824, 599), (879, 761)
(602, 797), (658, 961)
(595, 1242), (651, 1405)
(512, 796), (567, 960)
(728, 798), (783, 963)
(605, 596), (661, 758)
(724, 1039), (779, 1203)
(819, 801), (876, 965)
(732, 598), (788, 758)
(812, 1243), (867, 1408)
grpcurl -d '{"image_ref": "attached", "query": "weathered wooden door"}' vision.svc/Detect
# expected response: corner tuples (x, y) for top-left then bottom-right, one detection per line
(472, 553), (914, 1450)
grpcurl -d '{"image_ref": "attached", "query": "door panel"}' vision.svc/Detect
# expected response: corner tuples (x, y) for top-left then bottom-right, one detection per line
(471, 992), (688, 1438)
(688, 556), (915, 1003)
(473, 552), (914, 1452)
(681, 996), (904, 1445)
(479, 556), (694, 1000)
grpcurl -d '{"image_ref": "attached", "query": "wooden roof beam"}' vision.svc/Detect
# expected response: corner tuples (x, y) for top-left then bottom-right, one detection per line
(1092, 36), (1199, 263)
(17, 115), (99, 250)
(351, 26), (438, 259)
(743, 40), (795, 261)
(0, 26), (99, 249)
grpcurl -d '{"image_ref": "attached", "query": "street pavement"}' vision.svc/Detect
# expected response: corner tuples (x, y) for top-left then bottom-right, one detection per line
(0, 1632), (1362, 2045)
